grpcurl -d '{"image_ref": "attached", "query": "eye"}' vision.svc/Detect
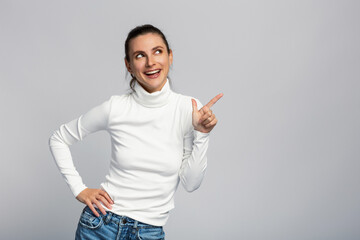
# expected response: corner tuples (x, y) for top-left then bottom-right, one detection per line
(155, 49), (162, 54)
(136, 53), (144, 59)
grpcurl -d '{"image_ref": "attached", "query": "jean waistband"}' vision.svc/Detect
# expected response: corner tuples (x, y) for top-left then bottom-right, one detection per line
(85, 206), (159, 229)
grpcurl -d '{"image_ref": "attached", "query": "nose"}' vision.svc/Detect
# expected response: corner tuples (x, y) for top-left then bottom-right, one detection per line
(146, 55), (155, 67)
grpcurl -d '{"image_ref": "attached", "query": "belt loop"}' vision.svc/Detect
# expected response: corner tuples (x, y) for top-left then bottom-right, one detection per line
(133, 220), (138, 229)
(104, 211), (112, 224)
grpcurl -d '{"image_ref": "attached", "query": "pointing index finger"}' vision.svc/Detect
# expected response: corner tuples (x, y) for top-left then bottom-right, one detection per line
(205, 93), (223, 108)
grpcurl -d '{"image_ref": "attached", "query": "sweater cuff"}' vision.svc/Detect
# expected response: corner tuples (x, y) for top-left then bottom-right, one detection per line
(194, 130), (210, 139)
(72, 184), (88, 198)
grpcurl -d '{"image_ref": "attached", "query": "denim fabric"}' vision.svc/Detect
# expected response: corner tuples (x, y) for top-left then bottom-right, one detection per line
(75, 206), (165, 240)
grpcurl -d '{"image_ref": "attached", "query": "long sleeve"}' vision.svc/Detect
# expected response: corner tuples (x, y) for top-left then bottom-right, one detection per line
(179, 99), (210, 192)
(48, 97), (112, 197)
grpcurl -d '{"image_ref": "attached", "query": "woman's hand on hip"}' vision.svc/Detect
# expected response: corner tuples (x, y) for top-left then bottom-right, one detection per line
(192, 93), (223, 133)
(76, 188), (114, 217)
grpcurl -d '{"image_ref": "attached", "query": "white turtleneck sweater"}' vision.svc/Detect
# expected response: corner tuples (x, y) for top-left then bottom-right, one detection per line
(48, 79), (210, 226)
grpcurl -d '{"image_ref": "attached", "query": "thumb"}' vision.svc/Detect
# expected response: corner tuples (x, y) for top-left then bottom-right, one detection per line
(191, 99), (198, 113)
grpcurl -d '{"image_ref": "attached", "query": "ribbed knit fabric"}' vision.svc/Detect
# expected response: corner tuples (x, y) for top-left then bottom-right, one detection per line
(48, 78), (210, 226)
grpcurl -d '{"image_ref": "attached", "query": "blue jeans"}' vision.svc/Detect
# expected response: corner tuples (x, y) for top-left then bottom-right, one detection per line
(75, 206), (165, 240)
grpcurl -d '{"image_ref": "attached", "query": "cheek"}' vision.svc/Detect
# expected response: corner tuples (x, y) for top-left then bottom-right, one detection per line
(132, 62), (145, 73)
(159, 58), (170, 68)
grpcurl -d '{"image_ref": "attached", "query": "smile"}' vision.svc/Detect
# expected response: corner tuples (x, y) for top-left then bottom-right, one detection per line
(144, 69), (161, 79)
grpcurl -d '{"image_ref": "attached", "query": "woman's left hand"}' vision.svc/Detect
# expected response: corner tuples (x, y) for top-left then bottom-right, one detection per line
(192, 93), (223, 133)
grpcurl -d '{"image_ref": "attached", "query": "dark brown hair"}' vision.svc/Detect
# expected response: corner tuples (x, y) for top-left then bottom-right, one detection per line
(125, 24), (172, 91)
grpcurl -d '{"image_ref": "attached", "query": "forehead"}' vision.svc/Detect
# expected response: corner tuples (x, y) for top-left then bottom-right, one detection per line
(129, 33), (166, 53)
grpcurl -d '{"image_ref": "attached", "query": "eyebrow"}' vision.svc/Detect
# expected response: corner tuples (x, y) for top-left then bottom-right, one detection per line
(132, 46), (164, 56)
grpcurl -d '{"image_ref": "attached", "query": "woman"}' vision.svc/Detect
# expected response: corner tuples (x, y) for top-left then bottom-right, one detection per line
(49, 24), (223, 240)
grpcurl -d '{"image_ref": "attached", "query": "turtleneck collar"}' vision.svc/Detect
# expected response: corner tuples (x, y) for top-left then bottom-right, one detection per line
(132, 78), (172, 108)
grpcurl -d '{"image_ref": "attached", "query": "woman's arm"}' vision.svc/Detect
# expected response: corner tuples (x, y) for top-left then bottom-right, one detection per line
(178, 94), (222, 192)
(179, 98), (210, 192)
(48, 97), (114, 214)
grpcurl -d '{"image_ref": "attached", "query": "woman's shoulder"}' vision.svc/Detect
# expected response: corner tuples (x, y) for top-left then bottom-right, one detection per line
(176, 93), (204, 112)
(107, 92), (132, 104)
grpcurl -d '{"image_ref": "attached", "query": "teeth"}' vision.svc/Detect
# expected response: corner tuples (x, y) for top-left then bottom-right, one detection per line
(145, 70), (160, 75)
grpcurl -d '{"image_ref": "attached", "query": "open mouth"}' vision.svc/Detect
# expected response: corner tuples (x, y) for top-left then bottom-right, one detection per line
(144, 69), (161, 79)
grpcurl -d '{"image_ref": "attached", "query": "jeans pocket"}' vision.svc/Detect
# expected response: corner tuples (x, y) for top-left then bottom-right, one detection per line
(78, 207), (104, 230)
(137, 226), (165, 240)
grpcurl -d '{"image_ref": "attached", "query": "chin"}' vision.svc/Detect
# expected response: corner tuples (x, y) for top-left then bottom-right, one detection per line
(141, 75), (167, 92)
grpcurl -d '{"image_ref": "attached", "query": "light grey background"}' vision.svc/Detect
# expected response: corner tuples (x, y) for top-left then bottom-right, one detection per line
(1, 0), (359, 239)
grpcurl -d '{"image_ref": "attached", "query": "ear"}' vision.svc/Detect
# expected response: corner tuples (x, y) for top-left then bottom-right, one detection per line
(124, 57), (132, 73)
(169, 49), (173, 66)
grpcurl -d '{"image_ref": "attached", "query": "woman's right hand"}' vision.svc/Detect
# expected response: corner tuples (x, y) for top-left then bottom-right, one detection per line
(76, 188), (114, 217)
